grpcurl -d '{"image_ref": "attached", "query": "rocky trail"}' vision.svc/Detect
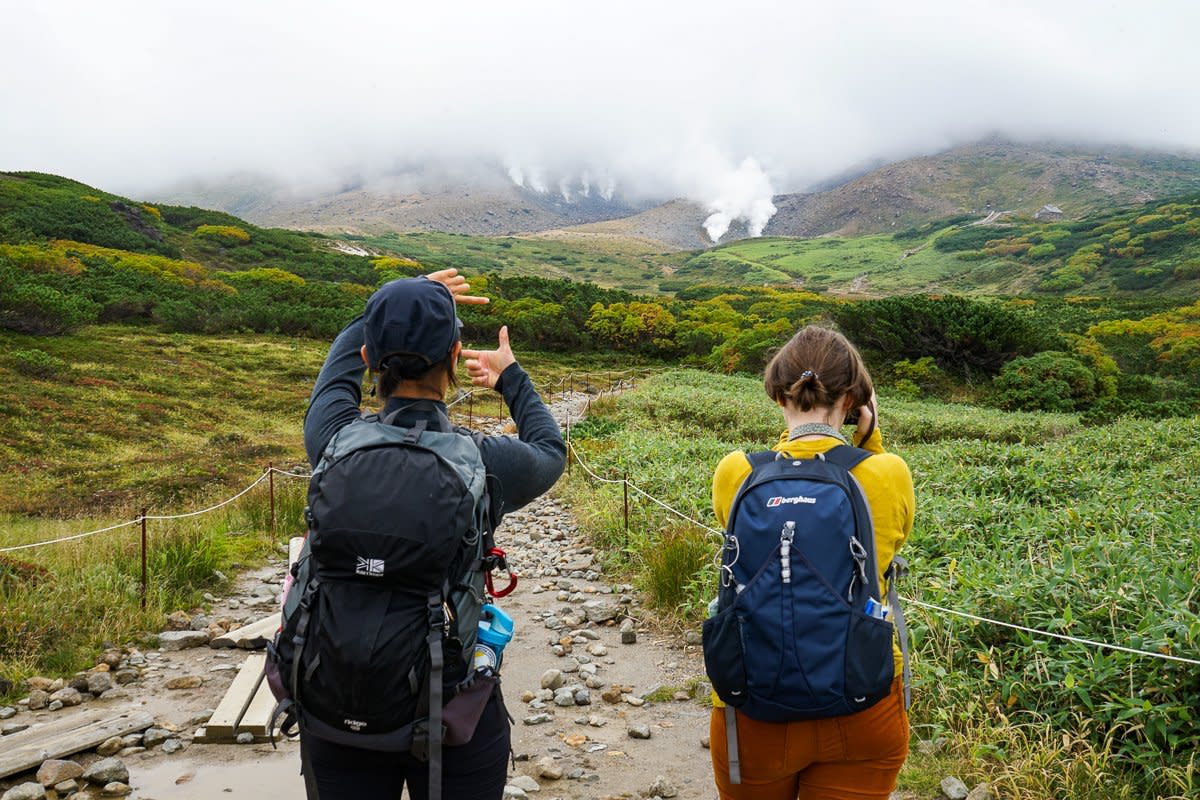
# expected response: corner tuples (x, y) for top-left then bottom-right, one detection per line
(0, 394), (717, 800)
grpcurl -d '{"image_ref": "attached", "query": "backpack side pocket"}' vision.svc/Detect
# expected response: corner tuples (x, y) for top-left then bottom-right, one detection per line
(702, 606), (748, 707)
(844, 611), (895, 710)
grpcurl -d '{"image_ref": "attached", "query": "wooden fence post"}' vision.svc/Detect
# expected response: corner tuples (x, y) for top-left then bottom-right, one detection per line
(623, 474), (630, 546)
(268, 462), (276, 543)
(140, 508), (148, 610)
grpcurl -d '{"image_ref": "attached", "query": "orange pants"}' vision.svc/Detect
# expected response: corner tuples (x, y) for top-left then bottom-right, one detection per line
(709, 678), (908, 800)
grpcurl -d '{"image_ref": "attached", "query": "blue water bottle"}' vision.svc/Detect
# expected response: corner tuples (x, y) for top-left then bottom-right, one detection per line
(474, 604), (514, 673)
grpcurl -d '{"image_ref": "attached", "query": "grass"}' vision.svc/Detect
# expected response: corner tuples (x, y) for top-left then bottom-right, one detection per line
(563, 369), (1200, 799)
(0, 323), (645, 695)
(0, 479), (306, 695)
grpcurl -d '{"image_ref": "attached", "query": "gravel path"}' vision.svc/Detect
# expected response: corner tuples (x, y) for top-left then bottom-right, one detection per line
(1, 393), (718, 800)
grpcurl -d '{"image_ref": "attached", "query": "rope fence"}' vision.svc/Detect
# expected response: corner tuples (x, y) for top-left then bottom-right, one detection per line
(8, 364), (1189, 667)
(562, 415), (1200, 668)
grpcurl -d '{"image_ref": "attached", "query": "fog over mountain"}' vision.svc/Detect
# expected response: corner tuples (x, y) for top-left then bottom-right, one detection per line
(3, 0), (1199, 239)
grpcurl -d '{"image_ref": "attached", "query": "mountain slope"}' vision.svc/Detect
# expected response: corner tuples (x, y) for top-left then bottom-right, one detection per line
(765, 140), (1200, 238)
(556, 140), (1200, 249)
(151, 174), (650, 236)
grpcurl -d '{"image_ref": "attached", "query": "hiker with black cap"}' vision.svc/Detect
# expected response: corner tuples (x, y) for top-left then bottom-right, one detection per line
(284, 268), (565, 800)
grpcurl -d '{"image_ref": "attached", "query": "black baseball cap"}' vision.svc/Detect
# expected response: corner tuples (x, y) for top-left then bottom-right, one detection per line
(363, 277), (461, 370)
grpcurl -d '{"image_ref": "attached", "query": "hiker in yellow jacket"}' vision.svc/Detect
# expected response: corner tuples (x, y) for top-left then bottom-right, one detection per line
(709, 325), (915, 800)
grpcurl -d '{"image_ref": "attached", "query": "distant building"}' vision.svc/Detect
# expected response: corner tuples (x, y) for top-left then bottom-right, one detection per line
(1035, 204), (1064, 221)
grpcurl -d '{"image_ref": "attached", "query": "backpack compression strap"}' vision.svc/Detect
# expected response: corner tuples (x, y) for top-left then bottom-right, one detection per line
(426, 592), (447, 800)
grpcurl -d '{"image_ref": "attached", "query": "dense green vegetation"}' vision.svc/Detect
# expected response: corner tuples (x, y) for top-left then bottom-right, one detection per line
(676, 197), (1200, 296)
(3, 170), (1197, 423)
(564, 370), (1199, 799)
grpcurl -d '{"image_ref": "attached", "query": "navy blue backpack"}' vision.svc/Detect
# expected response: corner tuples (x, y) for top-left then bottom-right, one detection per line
(702, 446), (909, 784)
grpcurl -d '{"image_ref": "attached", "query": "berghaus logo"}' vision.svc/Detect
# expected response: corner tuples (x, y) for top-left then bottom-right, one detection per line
(766, 495), (817, 507)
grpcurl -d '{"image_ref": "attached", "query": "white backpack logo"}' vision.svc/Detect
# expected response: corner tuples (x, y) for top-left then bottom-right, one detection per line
(355, 557), (385, 577)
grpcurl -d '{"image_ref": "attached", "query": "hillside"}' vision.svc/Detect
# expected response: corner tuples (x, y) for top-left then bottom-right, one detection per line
(151, 173), (651, 236)
(671, 195), (1200, 296)
(149, 141), (1200, 250)
(552, 140), (1200, 248)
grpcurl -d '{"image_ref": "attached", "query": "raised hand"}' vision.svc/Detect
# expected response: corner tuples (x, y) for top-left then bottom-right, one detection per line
(462, 326), (517, 389)
(425, 268), (489, 305)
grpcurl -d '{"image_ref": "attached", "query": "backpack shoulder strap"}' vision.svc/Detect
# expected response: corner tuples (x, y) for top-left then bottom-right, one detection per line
(745, 450), (777, 470)
(820, 444), (873, 472)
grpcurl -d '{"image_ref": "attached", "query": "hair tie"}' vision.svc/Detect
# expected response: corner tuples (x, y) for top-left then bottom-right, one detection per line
(799, 370), (818, 382)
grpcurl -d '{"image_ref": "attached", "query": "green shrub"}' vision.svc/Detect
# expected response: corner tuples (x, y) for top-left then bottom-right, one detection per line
(9, 348), (66, 377)
(0, 270), (100, 334)
(993, 351), (1098, 412)
(834, 295), (1052, 380)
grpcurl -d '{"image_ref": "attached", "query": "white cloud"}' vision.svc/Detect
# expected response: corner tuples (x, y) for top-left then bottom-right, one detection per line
(2, 0), (1199, 237)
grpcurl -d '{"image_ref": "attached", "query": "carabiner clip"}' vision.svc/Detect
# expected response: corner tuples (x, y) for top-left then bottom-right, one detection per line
(484, 546), (518, 598)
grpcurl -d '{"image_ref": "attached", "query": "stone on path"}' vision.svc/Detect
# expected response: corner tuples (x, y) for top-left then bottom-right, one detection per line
(940, 776), (969, 800)
(523, 713), (552, 725)
(158, 631), (209, 651)
(966, 783), (993, 800)
(236, 732), (255, 744)
(1, 783), (45, 800)
(142, 728), (171, 748)
(600, 686), (623, 704)
(96, 737), (124, 757)
(627, 724), (652, 740)
(502, 787), (528, 800)
(509, 775), (539, 792)
(535, 756), (563, 780)
(36, 759), (83, 787)
(162, 738), (185, 754)
(0, 707), (16, 720)
(648, 775), (678, 798)
(100, 782), (131, 796)
(26, 690), (49, 711)
(86, 673), (114, 695)
(539, 669), (563, 691)
(581, 599), (619, 623)
(165, 676), (203, 690)
(82, 758), (128, 785)
(48, 688), (82, 707)
(165, 611), (192, 631)
(620, 618), (636, 644)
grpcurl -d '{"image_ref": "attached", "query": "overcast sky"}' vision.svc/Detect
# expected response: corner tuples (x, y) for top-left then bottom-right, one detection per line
(3, 0), (1199, 232)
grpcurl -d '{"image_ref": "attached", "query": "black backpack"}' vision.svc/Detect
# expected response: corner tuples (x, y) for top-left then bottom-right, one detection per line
(266, 403), (506, 796)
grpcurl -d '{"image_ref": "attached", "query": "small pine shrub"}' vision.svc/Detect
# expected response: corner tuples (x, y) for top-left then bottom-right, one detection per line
(10, 348), (66, 378)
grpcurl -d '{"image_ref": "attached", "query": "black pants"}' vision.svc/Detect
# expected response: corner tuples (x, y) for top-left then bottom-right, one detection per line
(300, 691), (511, 800)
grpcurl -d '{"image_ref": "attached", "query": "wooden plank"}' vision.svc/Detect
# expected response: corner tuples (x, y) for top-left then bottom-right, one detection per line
(209, 612), (280, 650)
(0, 710), (154, 779)
(198, 654), (275, 742)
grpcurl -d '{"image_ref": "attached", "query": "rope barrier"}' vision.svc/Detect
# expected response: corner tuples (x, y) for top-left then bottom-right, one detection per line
(270, 468), (313, 480)
(565, 421), (1200, 667)
(903, 597), (1200, 666)
(0, 519), (140, 554)
(144, 471), (272, 521)
(0, 369), (633, 554)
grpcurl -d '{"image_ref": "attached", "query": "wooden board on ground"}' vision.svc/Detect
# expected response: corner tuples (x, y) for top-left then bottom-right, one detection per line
(210, 612), (280, 650)
(0, 710), (154, 780)
(195, 653), (276, 743)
